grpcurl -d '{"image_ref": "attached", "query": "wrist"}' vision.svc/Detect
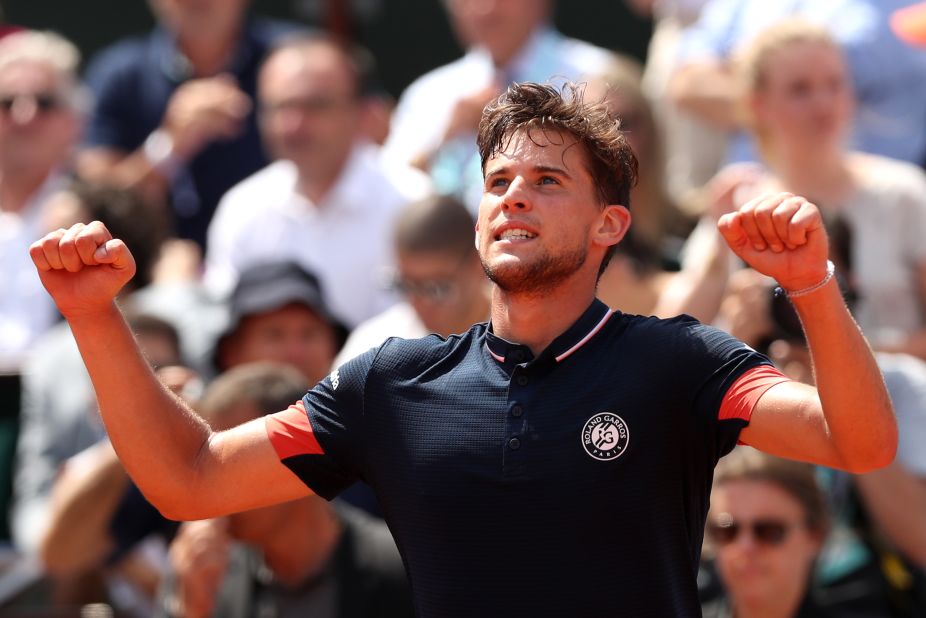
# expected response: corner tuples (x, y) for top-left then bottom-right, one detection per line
(143, 129), (183, 179)
(780, 260), (836, 299)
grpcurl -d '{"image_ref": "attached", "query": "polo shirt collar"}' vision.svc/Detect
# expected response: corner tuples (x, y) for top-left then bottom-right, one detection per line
(485, 298), (614, 366)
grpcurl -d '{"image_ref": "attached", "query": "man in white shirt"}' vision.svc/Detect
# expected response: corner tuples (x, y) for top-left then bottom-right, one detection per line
(205, 35), (431, 328)
(383, 0), (612, 211)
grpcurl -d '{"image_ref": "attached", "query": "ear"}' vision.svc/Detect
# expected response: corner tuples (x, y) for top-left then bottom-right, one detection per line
(592, 205), (631, 250)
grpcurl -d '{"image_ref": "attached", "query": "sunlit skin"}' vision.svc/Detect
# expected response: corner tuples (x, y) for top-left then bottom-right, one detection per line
(710, 480), (822, 618)
(219, 303), (338, 385)
(258, 43), (363, 202)
(750, 41), (854, 167)
(476, 128), (631, 354)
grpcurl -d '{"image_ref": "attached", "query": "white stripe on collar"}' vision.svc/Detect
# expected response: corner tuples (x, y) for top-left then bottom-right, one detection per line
(554, 309), (614, 363)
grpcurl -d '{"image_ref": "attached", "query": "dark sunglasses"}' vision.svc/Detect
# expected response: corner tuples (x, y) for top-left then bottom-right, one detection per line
(0, 92), (64, 113)
(706, 517), (799, 547)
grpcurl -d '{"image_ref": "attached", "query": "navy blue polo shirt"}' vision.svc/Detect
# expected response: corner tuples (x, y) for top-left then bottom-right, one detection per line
(267, 299), (784, 617)
(82, 20), (298, 248)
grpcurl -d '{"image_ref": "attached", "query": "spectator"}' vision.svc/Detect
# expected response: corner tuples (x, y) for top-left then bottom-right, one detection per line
(334, 194), (490, 365)
(215, 260), (346, 386)
(384, 0), (612, 211)
(76, 0), (299, 248)
(155, 362), (413, 618)
(702, 448), (832, 618)
(735, 20), (926, 359)
(669, 0), (926, 168)
(204, 35), (430, 328)
(0, 31), (84, 475)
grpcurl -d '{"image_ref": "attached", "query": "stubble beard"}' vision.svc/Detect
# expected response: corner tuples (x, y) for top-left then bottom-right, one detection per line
(481, 244), (589, 298)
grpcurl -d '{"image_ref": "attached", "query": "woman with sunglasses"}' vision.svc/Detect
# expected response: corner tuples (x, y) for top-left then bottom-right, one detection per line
(702, 447), (831, 618)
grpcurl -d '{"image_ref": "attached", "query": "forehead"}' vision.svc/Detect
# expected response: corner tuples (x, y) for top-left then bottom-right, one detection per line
(711, 479), (805, 519)
(762, 41), (845, 81)
(260, 44), (354, 97)
(0, 60), (61, 92)
(484, 127), (593, 175)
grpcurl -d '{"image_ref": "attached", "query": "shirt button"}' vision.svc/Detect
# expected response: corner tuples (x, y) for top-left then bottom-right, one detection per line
(508, 437), (521, 450)
(511, 405), (524, 417)
(516, 375), (529, 386)
(511, 349), (526, 362)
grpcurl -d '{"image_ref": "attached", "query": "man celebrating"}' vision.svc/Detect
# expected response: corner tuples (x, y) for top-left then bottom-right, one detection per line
(29, 83), (895, 617)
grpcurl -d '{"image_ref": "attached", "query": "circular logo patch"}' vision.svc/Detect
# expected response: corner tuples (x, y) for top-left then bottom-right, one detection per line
(581, 413), (630, 461)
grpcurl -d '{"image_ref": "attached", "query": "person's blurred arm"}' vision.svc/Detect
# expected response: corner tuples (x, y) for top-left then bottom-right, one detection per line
(854, 465), (926, 568)
(77, 75), (251, 205)
(158, 519), (232, 618)
(39, 440), (126, 575)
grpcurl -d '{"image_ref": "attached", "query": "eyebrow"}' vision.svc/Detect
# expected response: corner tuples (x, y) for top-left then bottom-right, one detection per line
(484, 164), (573, 179)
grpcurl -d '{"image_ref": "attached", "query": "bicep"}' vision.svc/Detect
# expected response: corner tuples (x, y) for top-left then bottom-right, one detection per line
(738, 381), (843, 467)
(185, 417), (313, 521)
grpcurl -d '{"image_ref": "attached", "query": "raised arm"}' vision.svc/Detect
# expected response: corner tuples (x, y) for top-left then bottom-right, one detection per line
(718, 193), (897, 473)
(29, 222), (310, 520)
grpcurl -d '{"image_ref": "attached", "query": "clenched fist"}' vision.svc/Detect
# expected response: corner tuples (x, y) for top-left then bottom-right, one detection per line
(718, 192), (830, 293)
(30, 221), (136, 320)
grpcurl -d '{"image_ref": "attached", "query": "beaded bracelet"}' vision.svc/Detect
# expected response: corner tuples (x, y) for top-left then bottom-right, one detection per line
(782, 260), (836, 298)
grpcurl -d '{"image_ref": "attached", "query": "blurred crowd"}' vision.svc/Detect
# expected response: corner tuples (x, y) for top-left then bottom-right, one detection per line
(2, 0), (926, 616)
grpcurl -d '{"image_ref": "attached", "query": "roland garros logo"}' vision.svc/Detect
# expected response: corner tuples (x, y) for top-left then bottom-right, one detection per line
(581, 413), (629, 461)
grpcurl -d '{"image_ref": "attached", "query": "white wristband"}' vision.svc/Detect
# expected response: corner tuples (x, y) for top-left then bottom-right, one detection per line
(783, 260), (836, 298)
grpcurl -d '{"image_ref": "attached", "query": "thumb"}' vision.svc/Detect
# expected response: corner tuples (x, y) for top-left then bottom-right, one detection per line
(93, 239), (135, 272)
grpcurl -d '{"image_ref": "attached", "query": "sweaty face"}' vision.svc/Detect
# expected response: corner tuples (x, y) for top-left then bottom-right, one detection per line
(477, 128), (613, 296)
(259, 45), (361, 180)
(709, 479), (820, 610)
(222, 303), (338, 385)
(0, 61), (79, 174)
(751, 41), (853, 154)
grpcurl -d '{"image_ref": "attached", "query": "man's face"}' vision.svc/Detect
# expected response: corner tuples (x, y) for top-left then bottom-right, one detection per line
(395, 249), (486, 336)
(222, 303), (338, 385)
(445, 0), (550, 61)
(477, 128), (628, 295)
(150, 0), (248, 39)
(0, 60), (79, 175)
(259, 45), (361, 180)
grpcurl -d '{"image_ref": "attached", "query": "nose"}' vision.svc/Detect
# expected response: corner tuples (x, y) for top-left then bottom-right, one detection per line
(501, 176), (531, 211)
(10, 96), (39, 125)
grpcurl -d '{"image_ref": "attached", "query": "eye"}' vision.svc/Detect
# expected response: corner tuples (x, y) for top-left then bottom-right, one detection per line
(488, 177), (509, 189)
(539, 176), (559, 185)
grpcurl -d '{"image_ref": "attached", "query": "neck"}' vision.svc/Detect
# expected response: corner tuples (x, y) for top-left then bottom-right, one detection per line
(768, 145), (852, 204)
(0, 168), (51, 214)
(732, 588), (806, 618)
(260, 502), (342, 587)
(295, 149), (353, 205)
(177, 28), (239, 76)
(490, 275), (598, 356)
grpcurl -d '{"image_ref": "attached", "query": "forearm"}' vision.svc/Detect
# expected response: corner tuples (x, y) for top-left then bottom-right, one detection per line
(669, 63), (742, 131)
(76, 149), (173, 205)
(67, 303), (213, 518)
(854, 467), (926, 567)
(40, 442), (126, 574)
(792, 281), (897, 472)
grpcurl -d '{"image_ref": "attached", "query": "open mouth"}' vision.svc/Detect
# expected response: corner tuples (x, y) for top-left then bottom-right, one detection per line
(495, 228), (538, 241)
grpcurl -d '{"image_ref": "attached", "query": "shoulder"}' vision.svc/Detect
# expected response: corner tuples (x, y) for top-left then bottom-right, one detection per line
(553, 33), (612, 72)
(613, 312), (760, 360)
(851, 153), (926, 189)
(367, 323), (487, 376)
(245, 17), (306, 47)
(84, 35), (151, 85)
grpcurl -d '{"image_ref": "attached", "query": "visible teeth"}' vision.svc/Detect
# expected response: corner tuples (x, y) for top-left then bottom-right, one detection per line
(500, 229), (536, 240)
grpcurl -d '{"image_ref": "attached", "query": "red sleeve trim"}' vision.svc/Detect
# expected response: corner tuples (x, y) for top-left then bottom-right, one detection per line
(265, 400), (325, 460)
(718, 365), (791, 422)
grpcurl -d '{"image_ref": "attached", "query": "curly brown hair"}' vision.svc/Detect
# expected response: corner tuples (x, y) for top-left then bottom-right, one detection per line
(477, 82), (638, 275)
